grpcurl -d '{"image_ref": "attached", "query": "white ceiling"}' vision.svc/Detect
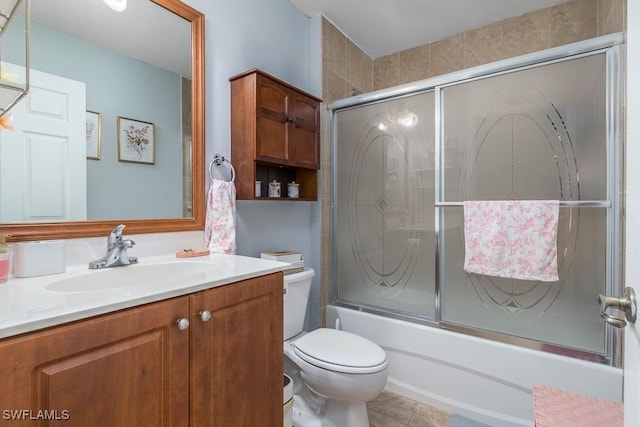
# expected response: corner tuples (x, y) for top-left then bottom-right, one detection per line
(28, 0), (191, 77)
(290, 0), (565, 59)
(27, 1), (568, 76)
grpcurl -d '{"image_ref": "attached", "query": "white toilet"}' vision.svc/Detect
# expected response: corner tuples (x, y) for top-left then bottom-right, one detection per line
(283, 269), (388, 427)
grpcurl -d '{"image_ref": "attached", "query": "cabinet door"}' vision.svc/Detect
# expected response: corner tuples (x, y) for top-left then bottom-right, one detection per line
(191, 273), (284, 427)
(257, 76), (290, 165)
(290, 92), (320, 169)
(0, 297), (190, 427)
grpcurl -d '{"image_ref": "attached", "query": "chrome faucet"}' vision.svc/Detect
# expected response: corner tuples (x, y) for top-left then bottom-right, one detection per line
(88, 224), (138, 269)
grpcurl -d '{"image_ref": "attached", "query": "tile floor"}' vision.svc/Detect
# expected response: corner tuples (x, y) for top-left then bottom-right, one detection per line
(366, 391), (451, 427)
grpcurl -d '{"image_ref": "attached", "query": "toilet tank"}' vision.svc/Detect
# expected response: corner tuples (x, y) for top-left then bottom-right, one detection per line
(283, 268), (315, 340)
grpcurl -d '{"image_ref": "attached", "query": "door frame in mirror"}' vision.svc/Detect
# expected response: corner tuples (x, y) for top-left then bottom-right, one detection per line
(1, 0), (205, 242)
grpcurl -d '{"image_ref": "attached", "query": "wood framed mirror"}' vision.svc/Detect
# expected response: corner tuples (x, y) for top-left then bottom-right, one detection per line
(1, 0), (205, 242)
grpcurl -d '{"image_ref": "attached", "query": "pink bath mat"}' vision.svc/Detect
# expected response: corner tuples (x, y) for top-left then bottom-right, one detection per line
(533, 384), (622, 427)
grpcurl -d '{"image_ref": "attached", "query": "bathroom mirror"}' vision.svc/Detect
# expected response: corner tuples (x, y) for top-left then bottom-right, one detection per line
(0, 0), (205, 241)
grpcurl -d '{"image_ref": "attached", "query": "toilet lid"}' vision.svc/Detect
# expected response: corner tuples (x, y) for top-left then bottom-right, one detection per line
(293, 328), (387, 374)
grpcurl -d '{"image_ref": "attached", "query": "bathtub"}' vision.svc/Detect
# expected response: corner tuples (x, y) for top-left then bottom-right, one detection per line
(326, 305), (622, 427)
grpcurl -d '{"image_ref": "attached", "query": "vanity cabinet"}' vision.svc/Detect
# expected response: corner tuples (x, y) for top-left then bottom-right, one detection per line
(230, 69), (322, 200)
(0, 272), (283, 427)
(0, 296), (191, 426)
(191, 273), (283, 426)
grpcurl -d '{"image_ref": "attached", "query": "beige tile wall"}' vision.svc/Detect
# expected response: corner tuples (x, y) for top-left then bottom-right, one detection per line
(320, 17), (374, 324)
(318, 0), (625, 326)
(322, 18), (374, 103)
(374, 0), (625, 90)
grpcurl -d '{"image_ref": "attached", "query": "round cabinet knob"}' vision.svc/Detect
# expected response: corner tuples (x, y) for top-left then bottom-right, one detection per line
(176, 318), (190, 331)
(199, 310), (212, 322)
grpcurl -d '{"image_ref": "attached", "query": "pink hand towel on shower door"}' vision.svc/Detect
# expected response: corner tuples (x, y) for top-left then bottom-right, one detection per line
(204, 178), (237, 254)
(463, 200), (559, 281)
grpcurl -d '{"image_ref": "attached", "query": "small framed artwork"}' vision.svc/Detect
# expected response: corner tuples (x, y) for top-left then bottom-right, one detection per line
(86, 110), (101, 160)
(117, 116), (155, 164)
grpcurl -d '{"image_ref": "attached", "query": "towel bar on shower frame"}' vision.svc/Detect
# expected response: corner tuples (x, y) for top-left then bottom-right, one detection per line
(208, 153), (236, 182)
(435, 200), (611, 208)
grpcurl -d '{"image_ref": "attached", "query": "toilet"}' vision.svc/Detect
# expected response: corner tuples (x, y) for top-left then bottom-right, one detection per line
(283, 269), (388, 427)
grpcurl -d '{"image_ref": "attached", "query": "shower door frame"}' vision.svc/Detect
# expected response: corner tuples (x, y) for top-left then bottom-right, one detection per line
(330, 33), (624, 366)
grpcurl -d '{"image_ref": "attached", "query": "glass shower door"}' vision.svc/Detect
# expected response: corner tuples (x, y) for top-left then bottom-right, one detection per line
(334, 91), (436, 318)
(439, 53), (612, 354)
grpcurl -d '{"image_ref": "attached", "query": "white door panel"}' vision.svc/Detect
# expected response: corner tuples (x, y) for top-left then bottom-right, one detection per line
(0, 65), (86, 222)
(625, 1), (640, 426)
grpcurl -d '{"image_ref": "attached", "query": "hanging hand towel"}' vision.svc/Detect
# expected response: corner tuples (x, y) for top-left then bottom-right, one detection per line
(204, 178), (237, 254)
(463, 200), (559, 281)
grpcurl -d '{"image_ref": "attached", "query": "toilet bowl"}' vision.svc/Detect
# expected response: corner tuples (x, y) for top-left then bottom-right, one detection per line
(283, 269), (388, 427)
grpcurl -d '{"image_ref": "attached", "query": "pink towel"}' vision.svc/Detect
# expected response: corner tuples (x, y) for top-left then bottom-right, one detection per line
(463, 200), (559, 281)
(204, 179), (236, 254)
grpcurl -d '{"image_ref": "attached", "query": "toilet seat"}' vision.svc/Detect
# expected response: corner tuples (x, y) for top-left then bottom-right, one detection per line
(293, 328), (388, 374)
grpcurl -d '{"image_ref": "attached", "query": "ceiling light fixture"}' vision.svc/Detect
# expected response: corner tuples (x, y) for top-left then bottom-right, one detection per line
(102, 0), (127, 12)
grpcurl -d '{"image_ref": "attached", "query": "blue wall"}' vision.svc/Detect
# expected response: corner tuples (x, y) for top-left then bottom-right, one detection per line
(184, 0), (322, 329)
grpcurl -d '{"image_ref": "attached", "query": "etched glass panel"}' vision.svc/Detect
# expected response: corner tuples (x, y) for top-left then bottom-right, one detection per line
(440, 54), (607, 353)
(335, 91), (436, 318)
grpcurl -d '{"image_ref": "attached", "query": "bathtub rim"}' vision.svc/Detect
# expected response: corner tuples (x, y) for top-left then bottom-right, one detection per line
(331, 300), (614, 366)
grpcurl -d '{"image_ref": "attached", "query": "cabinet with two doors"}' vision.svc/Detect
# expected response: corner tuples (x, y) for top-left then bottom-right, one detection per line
(230, 69), (322, 200)
(0, 272), (283, 427)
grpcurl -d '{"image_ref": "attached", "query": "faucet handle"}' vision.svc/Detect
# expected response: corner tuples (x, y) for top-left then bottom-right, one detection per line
(107, 224), (126, 248)
(110, 224), (126, 237)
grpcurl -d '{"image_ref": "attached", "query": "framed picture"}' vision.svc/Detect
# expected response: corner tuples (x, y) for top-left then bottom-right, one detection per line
(86, 110), (101, 160)
(117, 116), (155, 164)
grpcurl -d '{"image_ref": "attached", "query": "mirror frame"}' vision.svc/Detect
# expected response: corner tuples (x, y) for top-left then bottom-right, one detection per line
(1, 0), (205, 242)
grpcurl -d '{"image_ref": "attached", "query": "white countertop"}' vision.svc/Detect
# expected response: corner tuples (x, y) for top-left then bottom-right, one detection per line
(0, 253), (289, 339)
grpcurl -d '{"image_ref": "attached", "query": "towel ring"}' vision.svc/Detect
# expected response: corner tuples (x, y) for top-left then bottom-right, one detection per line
(208, 153), (236, 182)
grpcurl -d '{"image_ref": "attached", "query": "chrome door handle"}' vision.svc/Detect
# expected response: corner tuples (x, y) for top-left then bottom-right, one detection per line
(597, 287), (637, 328)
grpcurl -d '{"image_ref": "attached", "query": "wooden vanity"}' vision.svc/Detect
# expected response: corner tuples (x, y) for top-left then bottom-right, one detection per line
(0, 271), (283, 427)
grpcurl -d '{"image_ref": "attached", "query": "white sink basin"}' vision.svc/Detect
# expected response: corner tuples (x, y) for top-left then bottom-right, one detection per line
(46, 261), (217, 292)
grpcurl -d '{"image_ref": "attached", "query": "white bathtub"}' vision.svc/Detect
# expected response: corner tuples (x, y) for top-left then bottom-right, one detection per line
(326, 305), (622, 427)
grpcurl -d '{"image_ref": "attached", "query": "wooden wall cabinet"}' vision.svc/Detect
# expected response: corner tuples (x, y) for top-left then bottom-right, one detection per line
(230, 69), (322, 201)
(0, 273), (283, 427)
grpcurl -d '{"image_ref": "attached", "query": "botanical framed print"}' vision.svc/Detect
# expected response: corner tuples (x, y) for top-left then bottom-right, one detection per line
(117, 116), (155, 164)
(86, 110), (101, 160)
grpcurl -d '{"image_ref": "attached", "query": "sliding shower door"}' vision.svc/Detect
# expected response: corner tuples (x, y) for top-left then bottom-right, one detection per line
(334, 91), (436, 318)
(332, 37), (621, 361)
(438, 53), (612, 355)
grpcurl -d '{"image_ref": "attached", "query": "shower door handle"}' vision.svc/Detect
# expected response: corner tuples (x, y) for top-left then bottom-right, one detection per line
(597, 287), (637, 328)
